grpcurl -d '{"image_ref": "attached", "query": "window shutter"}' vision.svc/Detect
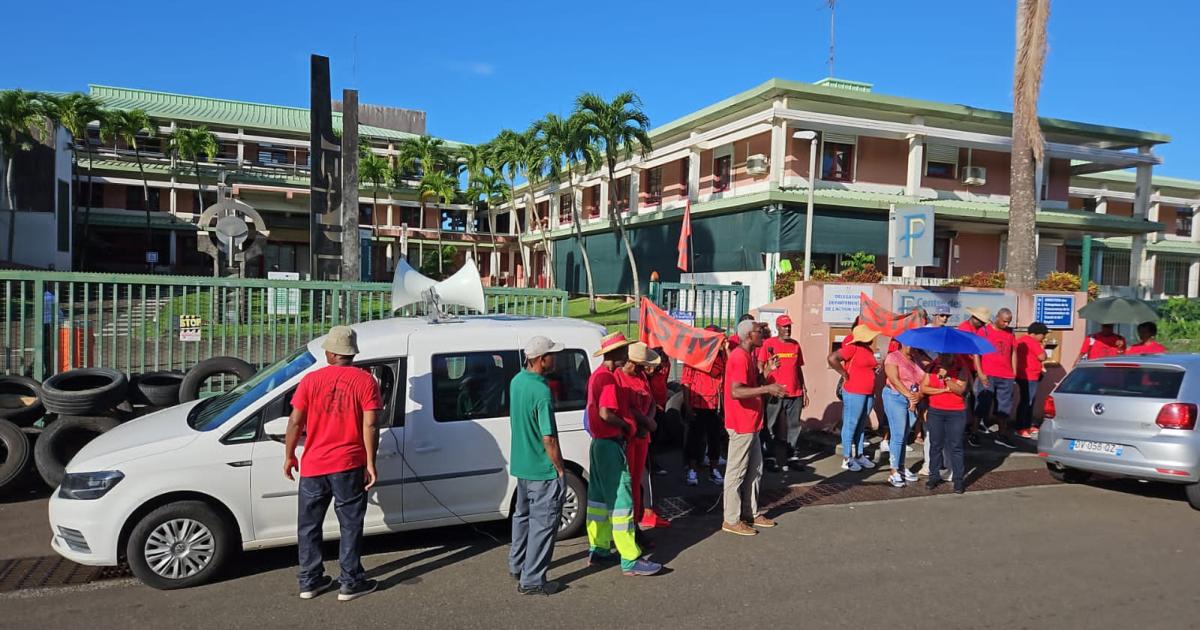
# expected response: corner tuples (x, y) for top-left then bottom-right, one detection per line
(926, 144), (958, 165)
(823, 132), (857, 146)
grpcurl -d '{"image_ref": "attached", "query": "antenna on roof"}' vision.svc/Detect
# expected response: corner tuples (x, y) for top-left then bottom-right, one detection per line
(827, 0), (837, 77)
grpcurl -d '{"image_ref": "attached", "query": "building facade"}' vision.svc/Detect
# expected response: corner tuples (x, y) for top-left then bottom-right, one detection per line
(494, 78), (1198, 299)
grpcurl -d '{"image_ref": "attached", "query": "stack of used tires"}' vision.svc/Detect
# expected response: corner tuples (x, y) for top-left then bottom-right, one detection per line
(0, 356), (254, 494)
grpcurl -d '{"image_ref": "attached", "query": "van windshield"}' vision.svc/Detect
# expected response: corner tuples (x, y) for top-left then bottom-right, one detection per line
(187, 347), (317, 431)
(1057, 364), (1185, 399)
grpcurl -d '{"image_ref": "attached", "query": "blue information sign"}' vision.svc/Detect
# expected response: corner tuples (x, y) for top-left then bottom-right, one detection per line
(669, 309), (695, 327)
(1034, 294), (1075, 329)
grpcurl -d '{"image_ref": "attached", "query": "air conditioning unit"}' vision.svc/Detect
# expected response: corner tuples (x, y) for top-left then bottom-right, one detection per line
(746, 154), (769, 176)
(962, 166), (987, 186)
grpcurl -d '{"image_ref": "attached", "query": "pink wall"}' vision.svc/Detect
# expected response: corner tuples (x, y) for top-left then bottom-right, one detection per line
(854, 137), (907, 186)
(732, 131), (772, 188)
(663, 158), (687, 201)
(1159, 205), (1179, 235)
(925, 148), (1011, 196)
(785, 135), (813, 178)
(951, 232), (1002, 275)
(1046, 158), (1070, 202)
(699, 149), (714, 194)
(1107, 200), (1133, 217)
(757, 282), (1088, 432)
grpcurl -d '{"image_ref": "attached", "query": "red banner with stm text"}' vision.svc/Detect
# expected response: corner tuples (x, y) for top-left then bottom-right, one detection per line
(639, 298), (725, 372)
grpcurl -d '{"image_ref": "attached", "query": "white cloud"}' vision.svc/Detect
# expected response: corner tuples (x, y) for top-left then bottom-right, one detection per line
(468, 62), (495, 76)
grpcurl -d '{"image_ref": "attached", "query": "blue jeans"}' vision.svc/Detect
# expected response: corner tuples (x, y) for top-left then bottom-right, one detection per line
(974, 376), (1015, 425)
(882, 388), (916, 470)
(297, 467), (368, 590)
(1014, 378), (1040, 431)
(841, 392), (873, 459)
(508, 476), (566, 589)
(927, 408), (966, 489)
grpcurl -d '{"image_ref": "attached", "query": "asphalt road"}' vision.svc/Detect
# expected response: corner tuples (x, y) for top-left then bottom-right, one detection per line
(3, 480), (1197, 630)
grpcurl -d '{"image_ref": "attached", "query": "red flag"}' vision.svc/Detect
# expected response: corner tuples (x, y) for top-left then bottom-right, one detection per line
(858, 292), (925, 338)
(676, 199), (692, 271)
(639, 298), (724, 372)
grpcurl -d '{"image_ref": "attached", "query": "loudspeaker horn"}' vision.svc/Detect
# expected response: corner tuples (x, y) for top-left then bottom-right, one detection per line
(390, 257), (437, 312)
(434, 258), (487, 313)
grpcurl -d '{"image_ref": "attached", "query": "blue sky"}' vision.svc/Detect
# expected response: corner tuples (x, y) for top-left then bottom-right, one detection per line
(6, 0), (1199, 177)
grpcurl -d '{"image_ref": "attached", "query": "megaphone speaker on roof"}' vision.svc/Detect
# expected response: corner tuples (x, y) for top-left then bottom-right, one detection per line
(391, 257), (487, 317)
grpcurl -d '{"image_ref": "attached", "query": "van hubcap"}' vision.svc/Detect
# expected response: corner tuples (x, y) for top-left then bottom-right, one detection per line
(144, 518), (215, 579)
(559, 484), (578, 532)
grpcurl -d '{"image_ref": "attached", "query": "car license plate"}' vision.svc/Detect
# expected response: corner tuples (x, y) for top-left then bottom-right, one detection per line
(1069, 440), (1123, 456)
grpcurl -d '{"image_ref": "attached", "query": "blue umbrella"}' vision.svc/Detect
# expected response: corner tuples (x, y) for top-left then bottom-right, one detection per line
(895, 327), (996, 355)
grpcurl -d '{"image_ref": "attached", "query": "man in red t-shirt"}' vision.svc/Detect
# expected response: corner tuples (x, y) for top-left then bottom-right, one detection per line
(958, 307), (989, 447)
(757, 315), (807, 472)
(1125, 322), (1167, 355)
(285, 326), (383, 601)
(1014, 322), (1049, 438)
(722, 320), (787, 537)
(975, 308), (1018, 448)
(681, 326), (727, 486)
(1075, 323), (1126, 365)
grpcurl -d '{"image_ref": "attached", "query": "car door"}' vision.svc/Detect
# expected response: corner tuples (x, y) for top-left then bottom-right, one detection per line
(247, 359), (404, 543)
(401, 333), (517, 524)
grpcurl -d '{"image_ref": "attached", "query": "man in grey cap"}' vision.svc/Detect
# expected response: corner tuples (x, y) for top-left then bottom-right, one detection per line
(507, 335), (567, 595)
(285, 325), (383, 601)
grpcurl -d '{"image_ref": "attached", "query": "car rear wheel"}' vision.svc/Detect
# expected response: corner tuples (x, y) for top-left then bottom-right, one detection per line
(1185, 483), (1200, 511)
(556, 470), (586, 541)
(127, 501), (235, 590)
(1046, 462), (1092, 484)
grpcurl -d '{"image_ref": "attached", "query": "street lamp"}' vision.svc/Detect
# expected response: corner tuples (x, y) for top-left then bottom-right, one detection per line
(793, 130), (819, 280)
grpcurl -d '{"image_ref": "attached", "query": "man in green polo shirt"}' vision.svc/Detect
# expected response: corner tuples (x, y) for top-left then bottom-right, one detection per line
(507, 335), (567, 596)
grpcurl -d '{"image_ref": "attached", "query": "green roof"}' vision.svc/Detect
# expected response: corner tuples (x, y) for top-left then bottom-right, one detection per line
(89, 85), (466, 146)
(1095, 236), (1200, 256)
(648, 78), (1170, 146)
(1075, 169), (1200, 193)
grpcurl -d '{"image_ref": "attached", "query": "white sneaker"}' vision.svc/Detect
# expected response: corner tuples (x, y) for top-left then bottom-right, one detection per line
(918, 466), (930, 477)
(943, 469), (952, 481)
(685, 469), (699, 487)
(709, 468), (724, 485)
(888, 472), (905, 487)
(880, 441), (891, 453)
(905, 444), (914, 453)
(841, 458), (862, 472)
(856, 456), (876, 470)
(903, 470), (920, 482)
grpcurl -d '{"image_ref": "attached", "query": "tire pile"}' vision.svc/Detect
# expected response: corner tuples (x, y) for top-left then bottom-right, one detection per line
(0, 357), (254, 493)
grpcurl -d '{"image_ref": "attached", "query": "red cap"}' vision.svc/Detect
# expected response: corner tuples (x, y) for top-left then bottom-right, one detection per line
(776, 315), (793, 328)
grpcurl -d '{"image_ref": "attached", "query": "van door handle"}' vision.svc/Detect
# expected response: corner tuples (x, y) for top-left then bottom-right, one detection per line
(414, 444), (439, 454)
(379, 450), (399, 459)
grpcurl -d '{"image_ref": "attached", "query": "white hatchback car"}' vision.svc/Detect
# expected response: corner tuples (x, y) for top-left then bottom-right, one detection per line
(48, 316), (603, 589)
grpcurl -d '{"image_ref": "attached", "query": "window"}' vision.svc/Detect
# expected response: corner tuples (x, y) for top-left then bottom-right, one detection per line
(713, 155), (731, 192)
(433, 351), (520, 421)
(646, 167), (663, 205)
(1099, 250), (1131, 286)
(559, 193), (573, 223)
(125, 185), (161, 212)
(218, 142), (238, 162)
(925, 144), (958, 179)
(1176, 208), (1194, 237)
(542, 350), (591, 412)
(495, 211), (511, 233)
(258, 143), (292, 166)
(189, 347), (317, 431)
(1160, 258), (1189, 295)
(679, 157), (690, 196)
(1057, 365), (1184, 399)
(360, 203), (375, 226)
(821, 134), (856, 182)
(441, 209), (467, 232)
(1082, 197), (1098, 213)
(401, 207), (421, 227)
(77, 182), (104, 209)
(615, 176), (631, 213)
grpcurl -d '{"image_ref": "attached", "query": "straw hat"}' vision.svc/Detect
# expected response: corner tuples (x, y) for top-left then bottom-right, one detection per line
(965, 306), (992, 322)
(850, 324), (881, 344)
(593, 331), (635, 357)
(628, 342), (662, 367)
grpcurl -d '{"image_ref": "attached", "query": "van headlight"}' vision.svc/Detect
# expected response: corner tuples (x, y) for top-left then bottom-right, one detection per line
(58, 471), (124, 500)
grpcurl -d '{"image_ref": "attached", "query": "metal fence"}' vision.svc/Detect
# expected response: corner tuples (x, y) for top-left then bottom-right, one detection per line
(651, 281), (749, 330)
(0, 271), (567, 380)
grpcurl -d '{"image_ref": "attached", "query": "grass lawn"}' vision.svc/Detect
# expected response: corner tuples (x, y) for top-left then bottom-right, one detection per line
(566, 297), (637, 337)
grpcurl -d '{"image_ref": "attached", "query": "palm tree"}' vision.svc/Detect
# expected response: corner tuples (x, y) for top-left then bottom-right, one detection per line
(537, 112), (600, 312)
(574, 91), (653, 303)
(101, 109), (157, 268)
(41, 93), (104, 268)
(0, 89), (46, 262)
(418, 170), (458, 275)
(492, 129), (532, 284)
(396, 135), (451, 180)
(359, 152), (390, 231)
(1007, 0), (1050, 291)
(167, 126), (218, 215)
(519, 125), (556, 288)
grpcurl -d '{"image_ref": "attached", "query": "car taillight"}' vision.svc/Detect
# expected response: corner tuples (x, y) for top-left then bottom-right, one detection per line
(1155, 403), (1197, 430)
(1043, 395), (1056, 419)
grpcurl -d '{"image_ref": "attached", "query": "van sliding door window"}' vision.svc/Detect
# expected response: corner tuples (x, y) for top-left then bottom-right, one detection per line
(433, 351), (521, 421)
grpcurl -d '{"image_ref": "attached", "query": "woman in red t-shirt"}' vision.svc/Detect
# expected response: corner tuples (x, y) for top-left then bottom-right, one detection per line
(827, 325), (881, 472)
(920, 353), (969, 493)
(618, 343), (660, 540)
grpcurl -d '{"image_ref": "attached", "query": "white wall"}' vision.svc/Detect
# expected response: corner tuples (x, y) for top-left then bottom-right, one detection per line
(0, 211), (68, 269)
(682, 270), (773, 310)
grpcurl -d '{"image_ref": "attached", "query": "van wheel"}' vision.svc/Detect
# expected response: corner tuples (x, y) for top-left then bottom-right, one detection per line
(127, 500), (234, 590)
(1046, 462), (1092, 484)
(1185, 483), (1200, 511)
(556, 470), (586, 541)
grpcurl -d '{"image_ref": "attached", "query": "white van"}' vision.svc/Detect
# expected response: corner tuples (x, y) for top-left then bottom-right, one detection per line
(48, 316), (603, 589)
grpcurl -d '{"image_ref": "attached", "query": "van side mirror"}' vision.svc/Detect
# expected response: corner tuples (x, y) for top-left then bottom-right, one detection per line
(263, 417), (292, 443)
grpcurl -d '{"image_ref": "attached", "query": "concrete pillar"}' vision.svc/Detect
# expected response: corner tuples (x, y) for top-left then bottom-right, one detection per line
(169, 231), (177, 266)
(1130, 152), (1154, 293)
(1093, 249), (1104, 285)
(1034, 159), (1046, 203)
(1191, 204), (1200, 243)
(1095, 194), (1107, 215)
(629, 167), (641, 214)
(599, 178), (610, 219)
(770, 118), (787, 187)
(688, 144), (701, 202)
(905, 134), (924, 196)
(1188, 259), (1200, 299)
(236, 128), (245, 168)
(1148, 192), (1161, 240)
(549, 194), (560, 229)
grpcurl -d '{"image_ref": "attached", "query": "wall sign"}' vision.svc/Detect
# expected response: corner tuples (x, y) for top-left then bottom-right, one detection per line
(889, 205), (935, 268)
(179, 315), (202, 342)
(892, 289), (1016, 327)
(1034, 294), (1075, 329)
(669, 309), (695, 327)
(822, 284), (873, 324)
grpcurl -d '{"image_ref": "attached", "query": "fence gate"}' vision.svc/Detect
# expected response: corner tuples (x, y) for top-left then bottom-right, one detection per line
(652, 281), (749, 331)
